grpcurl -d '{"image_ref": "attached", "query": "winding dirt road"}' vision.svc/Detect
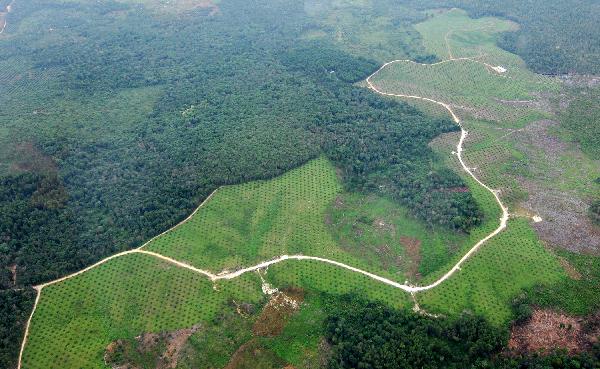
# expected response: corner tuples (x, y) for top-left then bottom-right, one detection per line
(17, 57), (512, 369)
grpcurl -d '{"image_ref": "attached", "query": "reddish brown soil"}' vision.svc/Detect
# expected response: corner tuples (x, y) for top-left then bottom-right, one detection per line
(400, 236), (422, 279)
(253, 288), (304, 337)
(508, 309), (599, 354)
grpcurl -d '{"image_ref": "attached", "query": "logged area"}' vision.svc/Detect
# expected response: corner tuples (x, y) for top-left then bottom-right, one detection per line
(0, 0), (599, 368)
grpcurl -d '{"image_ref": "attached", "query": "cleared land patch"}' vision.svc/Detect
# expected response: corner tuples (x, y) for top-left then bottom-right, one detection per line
(508, 309), (600, 354)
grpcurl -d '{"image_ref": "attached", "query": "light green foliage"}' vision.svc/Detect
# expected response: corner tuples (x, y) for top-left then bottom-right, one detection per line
(17, 7), (600, 369)
(370, 64), (556, 126)
(525, 249), (600, 315)
(261, 291), (328, 366)
(416, 9), (517, 62)
(266, 260), (411, 310)
(370, 9), (594, 324)
(147, 157), (412, 281)
(178, 306), (255, 369)
(21, 157), (415, 368)
(22, 253), (263, 369)
(419, 218), (564, 324)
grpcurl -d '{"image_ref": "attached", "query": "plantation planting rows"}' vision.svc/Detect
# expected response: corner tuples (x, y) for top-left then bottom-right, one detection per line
(17, 8), (596, 369)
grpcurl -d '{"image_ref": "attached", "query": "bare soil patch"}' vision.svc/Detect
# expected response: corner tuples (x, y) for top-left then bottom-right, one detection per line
(523, 187), (600, 254)
(560, 74), (600, 88)
(133, 0), (219, 16)
(253, 287), (304, 337)
(105, 324), (202, 369)
(451, 102), (501, 122)
(333, 195), (345, 209)
(183, 0), (219, 15)
(495, 93), (555, 115)
(373, 243), (403, 271)
(373, 217), (395, 234)
(508, 309), (599, 354)
(400, 236), (422, 280)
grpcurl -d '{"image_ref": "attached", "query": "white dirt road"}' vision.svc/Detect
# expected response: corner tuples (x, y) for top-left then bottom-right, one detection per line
(17, 56), (511, 369)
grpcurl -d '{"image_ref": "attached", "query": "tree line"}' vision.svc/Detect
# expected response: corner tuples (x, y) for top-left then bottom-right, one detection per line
(324, 295), (600, 369)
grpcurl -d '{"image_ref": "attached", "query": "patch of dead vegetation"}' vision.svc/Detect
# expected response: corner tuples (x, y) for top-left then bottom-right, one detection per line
(177, 0), (219, 15)
(373, 243), (403, 271)
(105, 324), (202, 369)
(232, 299), (256, 317)
(451, 102), (502, 122)
(560, 74), (600, 89)
(333, 195), (345, 209)
(495, 92), (556, 116)
(525, 189), (600, 254)
(400, 236), (422, 280)
(253, 287), (304, 337)
(512, 119), (600, 254)
(9, 264), (16, 286)
(508, 309), (600, 354)
(372, 217), (395, 234)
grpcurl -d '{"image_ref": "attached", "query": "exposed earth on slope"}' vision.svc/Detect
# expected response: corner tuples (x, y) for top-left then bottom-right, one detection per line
(508, 309), (600, 354)
(253, 287), (304, 337)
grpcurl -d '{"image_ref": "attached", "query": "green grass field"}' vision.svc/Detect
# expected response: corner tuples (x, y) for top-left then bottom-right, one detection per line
(370, 59), (557, 124)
